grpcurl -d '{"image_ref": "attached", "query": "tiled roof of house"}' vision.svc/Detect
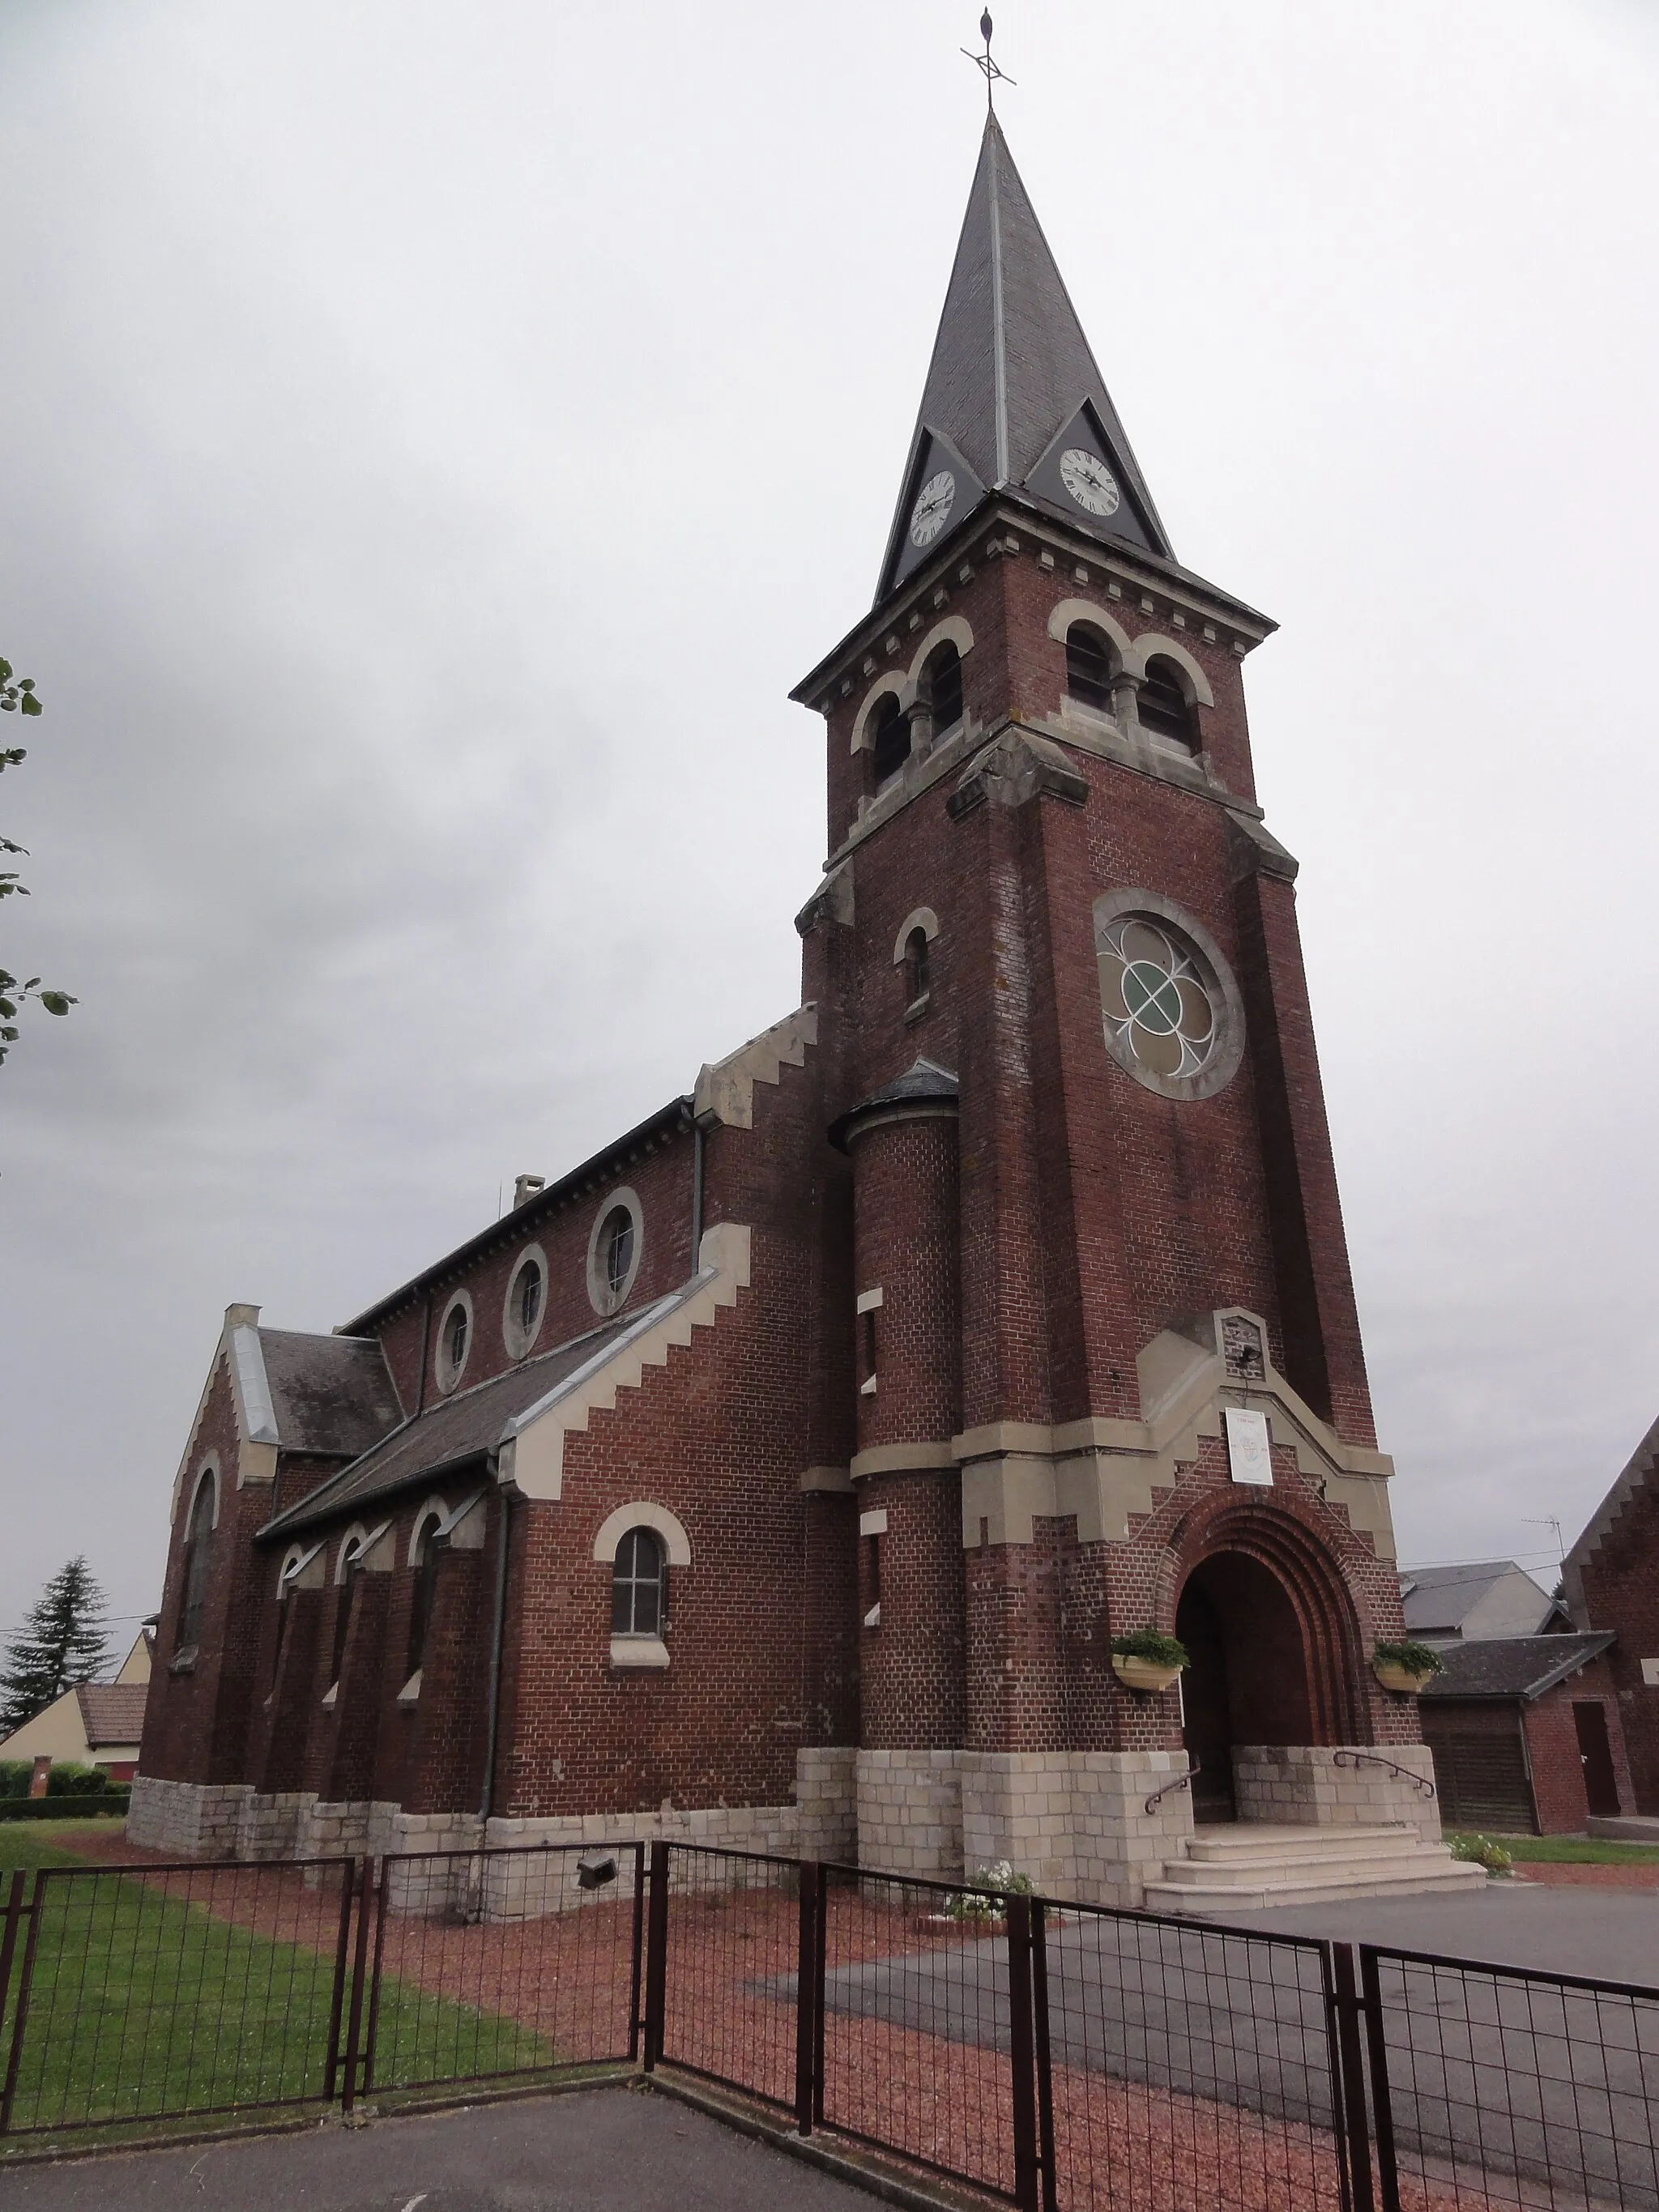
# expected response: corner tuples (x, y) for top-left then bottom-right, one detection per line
(1420, 1632), (1614, 1703)
(74, 1682), (148, 1746)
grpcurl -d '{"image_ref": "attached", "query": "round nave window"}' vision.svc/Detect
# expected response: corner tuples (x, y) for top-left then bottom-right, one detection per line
(1092, 897), (1243, 1102)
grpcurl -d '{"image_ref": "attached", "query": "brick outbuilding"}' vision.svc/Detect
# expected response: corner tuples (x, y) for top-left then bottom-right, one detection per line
(1419, 1634), (1632, 1835)
(133, 116), (1473, 1906)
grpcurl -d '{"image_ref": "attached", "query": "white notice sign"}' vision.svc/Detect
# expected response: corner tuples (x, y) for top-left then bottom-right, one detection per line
(1224, 1406), (1273, 1487)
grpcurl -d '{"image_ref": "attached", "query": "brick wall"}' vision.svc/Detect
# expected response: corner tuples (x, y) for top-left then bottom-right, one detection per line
(1575, 1474), (1659, 1816)
(1520, 1656), (1634, 1834)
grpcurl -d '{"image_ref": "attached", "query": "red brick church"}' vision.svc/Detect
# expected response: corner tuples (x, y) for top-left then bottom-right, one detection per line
(134, 117), (1480, 1909)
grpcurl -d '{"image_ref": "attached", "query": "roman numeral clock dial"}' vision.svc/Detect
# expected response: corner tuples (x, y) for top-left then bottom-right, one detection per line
(1060, 447), (1120, 517)
(908, 469), (957, 548)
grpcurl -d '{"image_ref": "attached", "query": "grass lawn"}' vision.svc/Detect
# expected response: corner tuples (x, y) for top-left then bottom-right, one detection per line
(0, 1822), (128, 1873)
(1446, 1831), (1659, 1866)
(0, 1835), (552, 2137)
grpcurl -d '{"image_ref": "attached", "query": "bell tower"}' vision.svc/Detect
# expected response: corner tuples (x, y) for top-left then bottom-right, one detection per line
(793, 117), (1434, 1903)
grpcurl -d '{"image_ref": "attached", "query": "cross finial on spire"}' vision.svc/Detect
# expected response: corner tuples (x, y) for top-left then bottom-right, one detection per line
(962, 10), (1014, 113)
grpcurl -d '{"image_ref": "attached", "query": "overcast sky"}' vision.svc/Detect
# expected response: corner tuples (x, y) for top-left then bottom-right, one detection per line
(2, 0), (1656, 1650)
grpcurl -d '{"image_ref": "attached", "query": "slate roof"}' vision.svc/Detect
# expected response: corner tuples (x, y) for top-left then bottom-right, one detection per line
(260, 1311), (644, 1537)
(830, 1058), (959, 1151)
(1420, 1633), (1615, 1703)
(257, 1331), (403, 1458)
(876, 116), (1172, 599)
(75, 1683), (148, 1747)
(1399, 1561), (1557, 1637)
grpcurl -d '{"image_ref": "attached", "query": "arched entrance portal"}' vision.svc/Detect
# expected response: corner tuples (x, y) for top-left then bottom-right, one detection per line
(1177, 1552), (1316, 1822)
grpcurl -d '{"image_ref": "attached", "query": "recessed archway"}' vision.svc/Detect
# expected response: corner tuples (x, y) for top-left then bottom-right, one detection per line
(1170, 1504), (1371, 1822)
(1177, 1551), (1312, 1821)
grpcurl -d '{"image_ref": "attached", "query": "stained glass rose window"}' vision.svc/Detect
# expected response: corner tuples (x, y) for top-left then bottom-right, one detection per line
(1098, 916), (1218, 1080)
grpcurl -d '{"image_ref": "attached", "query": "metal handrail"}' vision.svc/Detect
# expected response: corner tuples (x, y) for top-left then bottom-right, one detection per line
(1333, 1747), (1436, 1799)
(1144, 1760), (1198, 1816)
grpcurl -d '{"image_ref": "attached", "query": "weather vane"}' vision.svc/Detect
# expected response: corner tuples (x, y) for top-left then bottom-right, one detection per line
(962, 10), (1015, 112)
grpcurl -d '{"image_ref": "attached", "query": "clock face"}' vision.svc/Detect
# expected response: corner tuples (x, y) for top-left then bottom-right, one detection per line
(909, 470), (957, 548)
(1060, 448), (1121, 518)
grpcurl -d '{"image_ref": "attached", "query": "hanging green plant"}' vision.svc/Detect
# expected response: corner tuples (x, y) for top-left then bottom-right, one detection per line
(1372, 1639), (1445, 1693)
(1109, 1630), (1189, 1669)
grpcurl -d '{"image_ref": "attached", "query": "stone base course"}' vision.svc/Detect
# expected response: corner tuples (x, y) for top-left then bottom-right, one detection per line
(130, 1742), (1431, 1917)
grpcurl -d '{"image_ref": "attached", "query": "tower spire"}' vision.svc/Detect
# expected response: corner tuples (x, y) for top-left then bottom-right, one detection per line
(875, 117), (1173, 604)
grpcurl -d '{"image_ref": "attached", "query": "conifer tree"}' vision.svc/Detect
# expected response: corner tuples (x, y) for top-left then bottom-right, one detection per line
(0, 1558), (113, 1733)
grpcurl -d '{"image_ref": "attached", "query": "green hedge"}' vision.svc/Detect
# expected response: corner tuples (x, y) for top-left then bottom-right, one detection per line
(46, 1762), (110, 1796)
(0, 1791), (129, 1822)
(0, 1760), (33, 1799)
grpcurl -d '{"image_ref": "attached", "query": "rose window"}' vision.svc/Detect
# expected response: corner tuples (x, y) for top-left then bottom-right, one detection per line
(1098, 917), (1218, 1080)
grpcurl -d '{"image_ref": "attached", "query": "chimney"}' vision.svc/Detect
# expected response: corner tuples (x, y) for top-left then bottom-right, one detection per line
(512, 1174), (546, 1210)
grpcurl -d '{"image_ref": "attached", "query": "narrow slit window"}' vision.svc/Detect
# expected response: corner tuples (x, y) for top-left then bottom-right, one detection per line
(177, 1477), (215, 1652)
(905, 926), (931, 1004)
(407, 1525), (446, 1676)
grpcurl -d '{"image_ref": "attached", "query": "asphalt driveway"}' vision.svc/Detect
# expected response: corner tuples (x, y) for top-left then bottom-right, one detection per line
(0, 2085), (879, 2212)
(807, 1886), (1659, 2210)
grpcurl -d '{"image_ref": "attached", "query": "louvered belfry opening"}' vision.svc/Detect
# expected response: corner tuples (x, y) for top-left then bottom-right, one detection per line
(1065, 621), (1115, 711)
(870, 693), (911, 785)
(1140, 654), (1198, 748)
(922, 641), (963, 735)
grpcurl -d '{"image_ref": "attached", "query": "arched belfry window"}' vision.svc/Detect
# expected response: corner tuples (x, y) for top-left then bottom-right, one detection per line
(177, 1473), (215, 1652)
(921, 641), (963, 736)
(1139, 655), (1198, 750)
(870, 695), (911, 786)
(1064, 623), (1115, 712)
(612, 1526), (667, 1639)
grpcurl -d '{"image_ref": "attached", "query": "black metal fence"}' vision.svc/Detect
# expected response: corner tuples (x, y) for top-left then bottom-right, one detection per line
(3, 1839), (1657, 2212)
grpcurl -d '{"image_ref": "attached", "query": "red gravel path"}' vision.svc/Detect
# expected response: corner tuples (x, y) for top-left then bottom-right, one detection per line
(42, 1827), (1489, 2211)
(1515, 1859), (1659, 1889)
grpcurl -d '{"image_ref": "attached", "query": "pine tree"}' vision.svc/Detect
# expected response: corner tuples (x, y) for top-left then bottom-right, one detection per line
(0, 1558), (113, 1733)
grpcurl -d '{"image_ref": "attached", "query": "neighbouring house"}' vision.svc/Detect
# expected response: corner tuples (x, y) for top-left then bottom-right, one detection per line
(129, 113), (1482, 1916)
(1397, 1562), (1570, 1647)
(1418, 1633), (1632, 1835)
(1563, 1415), (1659, 1816)
(0, 1630), (154, 1781)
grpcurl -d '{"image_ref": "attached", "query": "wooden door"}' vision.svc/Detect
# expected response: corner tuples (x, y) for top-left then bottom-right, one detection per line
(1573, 1701), (1621, 1818)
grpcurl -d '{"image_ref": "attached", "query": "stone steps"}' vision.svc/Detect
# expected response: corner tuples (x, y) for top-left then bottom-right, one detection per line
(1142, 1821), (1487, 1915)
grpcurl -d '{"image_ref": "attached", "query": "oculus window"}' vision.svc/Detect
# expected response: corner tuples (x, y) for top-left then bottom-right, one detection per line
(1093, 893), (1246, 1103)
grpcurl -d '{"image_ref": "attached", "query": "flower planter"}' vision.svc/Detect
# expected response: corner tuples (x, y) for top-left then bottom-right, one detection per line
(1373, 1661), (1435, 1695)
(1112, 1654), (1183, 1694)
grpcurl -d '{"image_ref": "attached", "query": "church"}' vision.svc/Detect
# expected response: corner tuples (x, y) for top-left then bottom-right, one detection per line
(132, 116), (1482, 1912)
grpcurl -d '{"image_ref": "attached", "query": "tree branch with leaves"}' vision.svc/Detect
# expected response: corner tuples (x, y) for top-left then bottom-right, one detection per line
(1, 655), (75, 1066)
